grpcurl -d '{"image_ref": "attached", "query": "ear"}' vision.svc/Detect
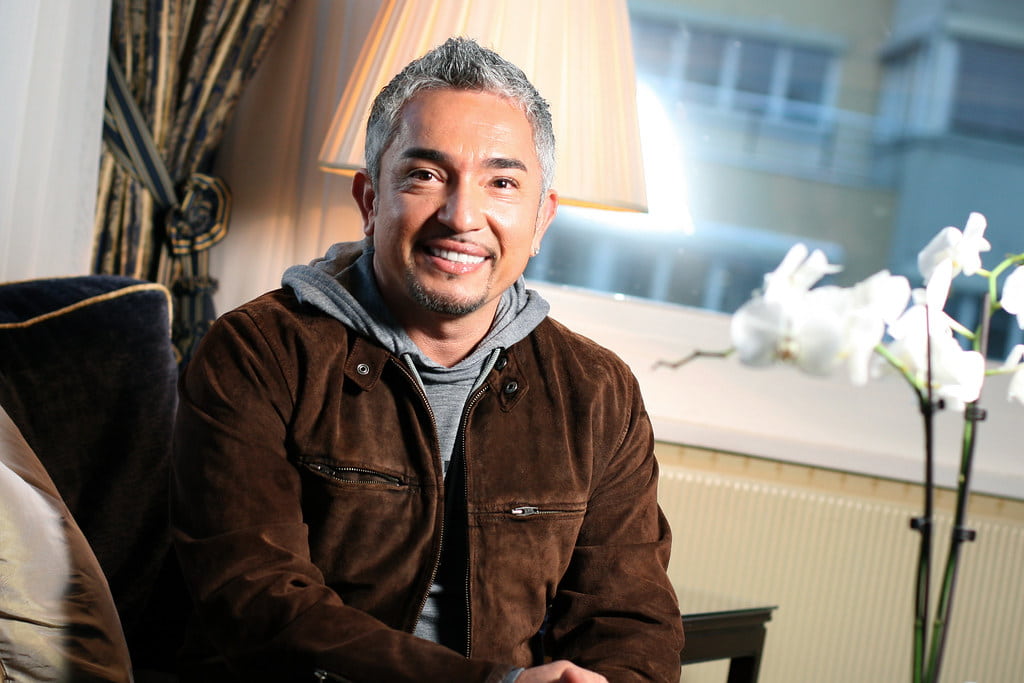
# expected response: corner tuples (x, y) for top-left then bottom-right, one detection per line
(531, 189), (558, 253)
(351, 170), (377, 236)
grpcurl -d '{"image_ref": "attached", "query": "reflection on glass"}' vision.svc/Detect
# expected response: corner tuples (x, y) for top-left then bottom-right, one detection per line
(786, 47), (829, 123)
(734, 37), (776, 114)
(952, 39), (1024, 142)
(525, 0), (1024, 359)
(684, 29), (727, 100)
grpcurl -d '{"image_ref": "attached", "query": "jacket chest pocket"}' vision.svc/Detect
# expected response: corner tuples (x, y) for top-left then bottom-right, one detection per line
(296, 458), (435, 596)
(296, 457), (422, 554)
(299, 458), (408, 489)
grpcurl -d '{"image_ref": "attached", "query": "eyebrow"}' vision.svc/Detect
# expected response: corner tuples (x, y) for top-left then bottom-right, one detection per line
(400, 147), (528, 173)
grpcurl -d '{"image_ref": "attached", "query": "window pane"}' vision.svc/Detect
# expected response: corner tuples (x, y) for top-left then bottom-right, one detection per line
(681, 28), (727, 105)
(631, 15), (677, 82)
(735, 37), (777, 113)
(785, 46), (829, 122)
(952, 39), (1024, 141)
(684, 29), (727, 87)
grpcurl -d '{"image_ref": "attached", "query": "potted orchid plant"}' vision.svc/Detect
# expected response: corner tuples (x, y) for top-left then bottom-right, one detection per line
(659, 213), (1024, 683)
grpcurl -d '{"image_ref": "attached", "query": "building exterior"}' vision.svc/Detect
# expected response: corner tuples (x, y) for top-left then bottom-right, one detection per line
(527, 0), (1024, 358)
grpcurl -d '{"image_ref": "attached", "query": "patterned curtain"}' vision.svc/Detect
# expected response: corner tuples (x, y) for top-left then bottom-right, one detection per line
(94, 0), (292, 362)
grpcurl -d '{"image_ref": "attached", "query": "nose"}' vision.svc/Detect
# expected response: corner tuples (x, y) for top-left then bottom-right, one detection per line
(436, 184), (484, 233)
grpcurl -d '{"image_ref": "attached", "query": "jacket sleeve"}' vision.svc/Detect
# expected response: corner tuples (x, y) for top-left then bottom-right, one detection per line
(171, 308), (511, 683)
(545, 368), (684, 682)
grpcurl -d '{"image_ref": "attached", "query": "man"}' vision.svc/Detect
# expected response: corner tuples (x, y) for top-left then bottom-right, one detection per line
(171, 37), (683, 682)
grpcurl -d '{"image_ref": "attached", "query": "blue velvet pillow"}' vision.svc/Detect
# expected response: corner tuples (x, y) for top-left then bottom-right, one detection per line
(0, 275), (183, 671)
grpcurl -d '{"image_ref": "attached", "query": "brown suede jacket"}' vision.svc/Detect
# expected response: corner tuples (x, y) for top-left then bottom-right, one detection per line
(171, 282), (684, 682)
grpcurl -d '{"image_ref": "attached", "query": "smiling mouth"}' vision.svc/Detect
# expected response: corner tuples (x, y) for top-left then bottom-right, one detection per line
(426, 246), (486, 265)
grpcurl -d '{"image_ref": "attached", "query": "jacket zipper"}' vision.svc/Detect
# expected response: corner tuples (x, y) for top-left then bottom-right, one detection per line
(456, 382), (490, 657)
(510, 505), (576, 517)
(303, 461), (403, 486)
(392, 358), (446, 636)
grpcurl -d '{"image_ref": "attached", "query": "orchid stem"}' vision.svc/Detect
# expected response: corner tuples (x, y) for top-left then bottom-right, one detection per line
(911, 301), (939, 683)
(911, 388), (934, 683)
(925, 404), (981, 683)
(872, 332), (934, 683)
(923, 293), (990, 683)
(652, 347), (734, 370)
(874, 344), (924, 393)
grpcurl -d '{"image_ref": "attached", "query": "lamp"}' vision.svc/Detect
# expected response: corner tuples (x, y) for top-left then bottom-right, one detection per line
(318, 0), (647, 212)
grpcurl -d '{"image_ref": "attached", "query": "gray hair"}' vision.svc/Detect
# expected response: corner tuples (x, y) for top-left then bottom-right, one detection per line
(364, 37), (556, 193)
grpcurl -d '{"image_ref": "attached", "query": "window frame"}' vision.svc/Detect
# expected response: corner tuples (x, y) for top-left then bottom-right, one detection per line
(630, 7), (844, 132)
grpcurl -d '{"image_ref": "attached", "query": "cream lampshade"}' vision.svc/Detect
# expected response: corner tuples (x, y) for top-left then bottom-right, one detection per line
(318, 0), (647, 212)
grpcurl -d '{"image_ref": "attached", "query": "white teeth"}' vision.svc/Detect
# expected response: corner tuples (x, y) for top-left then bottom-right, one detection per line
(430, 247), (485, 264)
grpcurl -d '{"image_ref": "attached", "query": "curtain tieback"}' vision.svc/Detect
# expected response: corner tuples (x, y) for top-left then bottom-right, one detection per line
(167, 174), (231, 256)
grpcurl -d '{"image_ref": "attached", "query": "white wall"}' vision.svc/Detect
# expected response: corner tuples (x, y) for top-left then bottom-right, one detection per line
(210, 0), (376, 313)
(0, 0), (110, 281)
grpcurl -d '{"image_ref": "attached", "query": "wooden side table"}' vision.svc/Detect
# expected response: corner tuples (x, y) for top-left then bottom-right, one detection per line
(679, 589), (776, 683)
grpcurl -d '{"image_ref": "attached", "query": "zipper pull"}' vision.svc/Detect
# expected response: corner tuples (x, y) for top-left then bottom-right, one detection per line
(511, 505), (540, 516)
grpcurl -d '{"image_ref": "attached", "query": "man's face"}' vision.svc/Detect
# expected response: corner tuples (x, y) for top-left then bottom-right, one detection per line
(356, 88), (557, 329)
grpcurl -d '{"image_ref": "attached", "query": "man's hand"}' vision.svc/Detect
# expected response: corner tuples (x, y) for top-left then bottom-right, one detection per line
(515, 660), (609, 683)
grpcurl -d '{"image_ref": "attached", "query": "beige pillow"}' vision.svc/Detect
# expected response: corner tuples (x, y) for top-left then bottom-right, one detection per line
(0, 406), (132, 682)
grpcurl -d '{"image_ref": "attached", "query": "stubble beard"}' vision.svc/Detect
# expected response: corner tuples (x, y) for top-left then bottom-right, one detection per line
(405, 268), (490, 317)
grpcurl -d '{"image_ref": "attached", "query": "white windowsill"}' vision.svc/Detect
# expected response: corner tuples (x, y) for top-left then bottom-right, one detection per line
(531, 281), (1024, 501)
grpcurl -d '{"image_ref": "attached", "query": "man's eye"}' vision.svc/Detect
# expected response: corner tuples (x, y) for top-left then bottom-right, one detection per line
(493, 178), (518, 190)
(408, 169), (439, 182)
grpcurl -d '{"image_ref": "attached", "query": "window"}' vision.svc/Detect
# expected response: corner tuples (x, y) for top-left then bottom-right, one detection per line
(734, 37), (777, 113)
(952, 39), (1024, 142)
(786, 46), (831, 122)
(630, 15), (679, 84)
(529, 4), (1024, 359)
(631, 18), (837, 126)
(683, 29), (728, 104)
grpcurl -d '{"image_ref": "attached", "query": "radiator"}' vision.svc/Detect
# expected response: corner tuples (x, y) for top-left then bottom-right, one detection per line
(657, 465), (1024, 683)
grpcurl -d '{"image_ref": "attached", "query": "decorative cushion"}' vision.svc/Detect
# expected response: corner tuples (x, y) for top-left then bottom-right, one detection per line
(0, 275), (185, 672)
(0, 403), (132, 682)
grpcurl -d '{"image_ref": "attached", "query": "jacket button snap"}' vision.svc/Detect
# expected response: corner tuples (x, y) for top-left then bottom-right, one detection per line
(495, 355), (508, 370)
(503, 380), (519, 395)
(355, 363), (370, 376)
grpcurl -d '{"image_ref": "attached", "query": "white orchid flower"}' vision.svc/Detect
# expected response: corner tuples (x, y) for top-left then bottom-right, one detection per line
(892, 278), (968, 339)
(732, 244), (842, 373)
(917, 212), (991, 284)
(925, 259), (953, 313)
(928, 336), (985, 409)
(1001, 266), (1024, 329)
(731, 245), (909, 384)
(730, 287), (843, 375)
(851, 270), (913, 325)
(1003, 345), (1024, 405)
(843, 271), (911, 384)
(762, 243), (842, 304)
(881, 302), (985, 409)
